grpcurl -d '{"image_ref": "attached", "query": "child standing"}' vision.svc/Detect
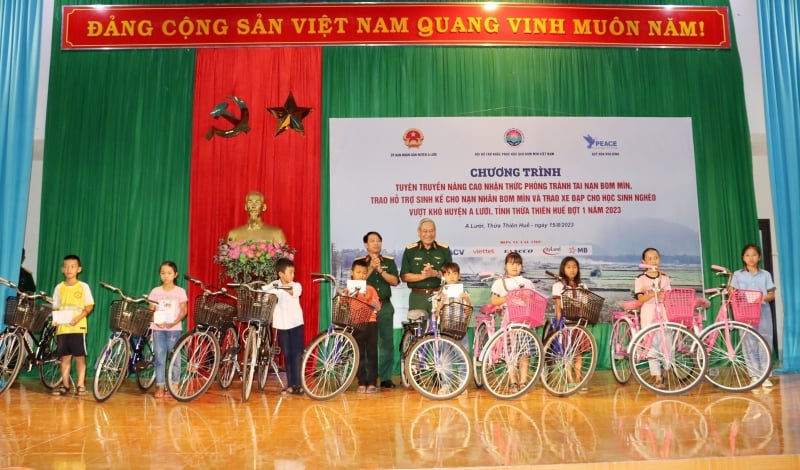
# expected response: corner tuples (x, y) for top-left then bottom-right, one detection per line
(148, 261), (188, 399)
(52, 254), (95, 396)
(269, 258), (305, 395)
(634, 247), (672, 388)
(490, 252), (535, 391)
(550, 256), (587, 387)
(731, 244), (776, 388)
(434, 262), (472, 352)
(346, 259), (381, 393)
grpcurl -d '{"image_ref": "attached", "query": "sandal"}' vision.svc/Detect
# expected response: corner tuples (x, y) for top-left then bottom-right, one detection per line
(366, 385), (378, 394)
(509, 383), (519, 393)
(155, 389), (166, 399)
(357, 385), (367, 393)
(653, 377), (666, 389)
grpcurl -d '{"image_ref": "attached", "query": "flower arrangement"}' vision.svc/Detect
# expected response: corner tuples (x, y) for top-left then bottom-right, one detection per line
(214, 239), (297, 282)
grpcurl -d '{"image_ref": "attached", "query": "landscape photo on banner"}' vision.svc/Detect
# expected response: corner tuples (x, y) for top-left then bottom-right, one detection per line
(330, 117), (702, 322)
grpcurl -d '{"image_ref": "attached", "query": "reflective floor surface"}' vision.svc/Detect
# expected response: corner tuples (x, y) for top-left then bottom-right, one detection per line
(2, 371), (799, 469)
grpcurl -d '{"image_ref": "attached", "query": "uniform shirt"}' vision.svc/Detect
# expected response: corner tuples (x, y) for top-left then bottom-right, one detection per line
(268, 281), (304, 330)
(53, 281), (94, 335)
(148, 285), (188, 331)
(731, 268), (775, 320)
(400, 241), (452, 290)
(355, 255), (398, 302)
(634, 271), (672, 327)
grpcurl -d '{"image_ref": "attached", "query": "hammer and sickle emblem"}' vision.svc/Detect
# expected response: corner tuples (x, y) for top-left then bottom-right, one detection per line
(205, 95), (250, 140)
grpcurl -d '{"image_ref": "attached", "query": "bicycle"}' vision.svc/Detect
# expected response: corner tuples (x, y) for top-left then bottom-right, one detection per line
(403, 298), (473, 400)
(92, 282), (157, 402)
(471, 305), (498, 389)
(691, 264), (772, 391)
(609, 299), (643, 385)
(300, 273), (365, 400)
(231, 280), (281, 403)
(627, 264), (708, 395)
(165, 275), (238, 402)
(477, 273), (547, 399)
(540, 271), (602, 396)
(0, 277), (59, 394)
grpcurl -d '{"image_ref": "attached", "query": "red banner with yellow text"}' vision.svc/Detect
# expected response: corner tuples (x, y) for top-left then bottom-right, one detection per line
(62, 3), (730, 50)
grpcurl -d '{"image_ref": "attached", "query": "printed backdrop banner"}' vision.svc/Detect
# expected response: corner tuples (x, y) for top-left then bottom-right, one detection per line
(330, 117), (702, 318)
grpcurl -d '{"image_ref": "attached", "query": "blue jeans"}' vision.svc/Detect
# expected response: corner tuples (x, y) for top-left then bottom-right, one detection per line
(154, 330), (181, 386)
(278, 325), (305, 388)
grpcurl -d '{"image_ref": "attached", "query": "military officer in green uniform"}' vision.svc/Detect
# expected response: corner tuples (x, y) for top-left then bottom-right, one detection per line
(400, 218), (452, 313)
(355, 231), (400, 389)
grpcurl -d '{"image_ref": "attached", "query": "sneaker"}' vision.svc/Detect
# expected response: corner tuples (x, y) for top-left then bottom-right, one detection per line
(290, 386), (304, 395)
(762, 378), (774, 388)
(366, 385), (378, 394)
(52, 385), (69, 396)
(75, 385), (87, 396)
(380, 380), (396, 389)
(357, 385), (367, 393)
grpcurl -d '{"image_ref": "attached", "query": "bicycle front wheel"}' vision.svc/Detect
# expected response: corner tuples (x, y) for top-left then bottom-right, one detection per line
(134, 334), (156, 391)
(405, 335), (471, 400)
(257, 332), (272, 391)
(93, 336), (130, 402)
(216, 324), (239, 390)
(629, 323), (707, 395)
(241, 326), (260, 402)
(0, 331), (25, 395)
(481, 326), (542, 400)
(472, 321), (489, 388)
(166, 330), (220, 402)
(610, 318), (634, 384)
(301, 330), (359, 400)
(399, 329), (414, 388)
(541, 325), (597, 397)
(37, 324), (61, 389)
(701, 322), (772, 391)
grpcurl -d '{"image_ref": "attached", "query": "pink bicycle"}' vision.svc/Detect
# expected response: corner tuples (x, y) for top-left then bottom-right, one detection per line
(691, 265), (772, 391)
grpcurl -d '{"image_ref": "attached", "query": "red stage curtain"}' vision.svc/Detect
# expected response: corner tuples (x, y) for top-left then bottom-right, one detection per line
(189, 47), (321, 343)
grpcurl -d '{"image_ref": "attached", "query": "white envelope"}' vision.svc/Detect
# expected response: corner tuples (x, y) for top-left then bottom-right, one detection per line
(443, 283), (464, 298)
(347, 280), (367, 295)
(52, 309), (75, 325)
(154, 309), (174, 324)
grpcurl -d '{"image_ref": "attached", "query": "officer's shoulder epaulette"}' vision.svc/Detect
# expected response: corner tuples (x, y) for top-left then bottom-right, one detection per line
(382, 255), (394, 260)
(406, 242), (420, 249)
(437, 242), (449, 249)
(354, 255), (368, 261)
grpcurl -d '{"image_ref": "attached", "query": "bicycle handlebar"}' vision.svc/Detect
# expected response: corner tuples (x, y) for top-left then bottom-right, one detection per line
(711, 265), (731, 274)
(0, 276), (53, 303)
(185, 274), (237, 299)
(100, 281), (154, 305)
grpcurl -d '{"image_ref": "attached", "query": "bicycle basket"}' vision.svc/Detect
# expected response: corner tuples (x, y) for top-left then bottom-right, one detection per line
(504, 288), (547, 328)
(730, 289), (763, 327)
(561, 288), (604, 325)
(236, 288), (277, 324)
(438, 301), (473, 340)
(4, 296), (52, 332)
(193, 294), (236, 329)
(331, 295), (374, 330)
(663, 288), (697, 327)
(109, 300), (151, 336)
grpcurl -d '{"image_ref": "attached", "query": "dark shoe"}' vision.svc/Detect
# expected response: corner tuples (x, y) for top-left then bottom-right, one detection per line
(75, 385), (87, 396)
(290, 386), (304, 396)
(380, 380), (396, 389)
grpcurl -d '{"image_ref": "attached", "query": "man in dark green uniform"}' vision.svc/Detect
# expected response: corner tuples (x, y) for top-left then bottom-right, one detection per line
(355, 231), (400, 389)
(400, 218), (452, 313)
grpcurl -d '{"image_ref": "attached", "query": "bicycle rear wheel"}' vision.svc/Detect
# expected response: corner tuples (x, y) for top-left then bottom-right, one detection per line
(472, 321), (489, 388)
(629, 323), (707, 395)
(37, 324), (61, 389)
(481, 326), (542, 400)
(0, 331), (25, 395)
(93, 336), (130, 402)
(610, 318), (633, 384)
(166, 330), (220, 402)
(405, 335), (471, 400)
(399, 329), (414, 388)
(241, 326), (260, 402)
(541, 325), (597, 396)
(301, 330), (359, 400)
(134, 334), (156, 391)
(216, 324), (239, 390)
(701, 322), (771, 391)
